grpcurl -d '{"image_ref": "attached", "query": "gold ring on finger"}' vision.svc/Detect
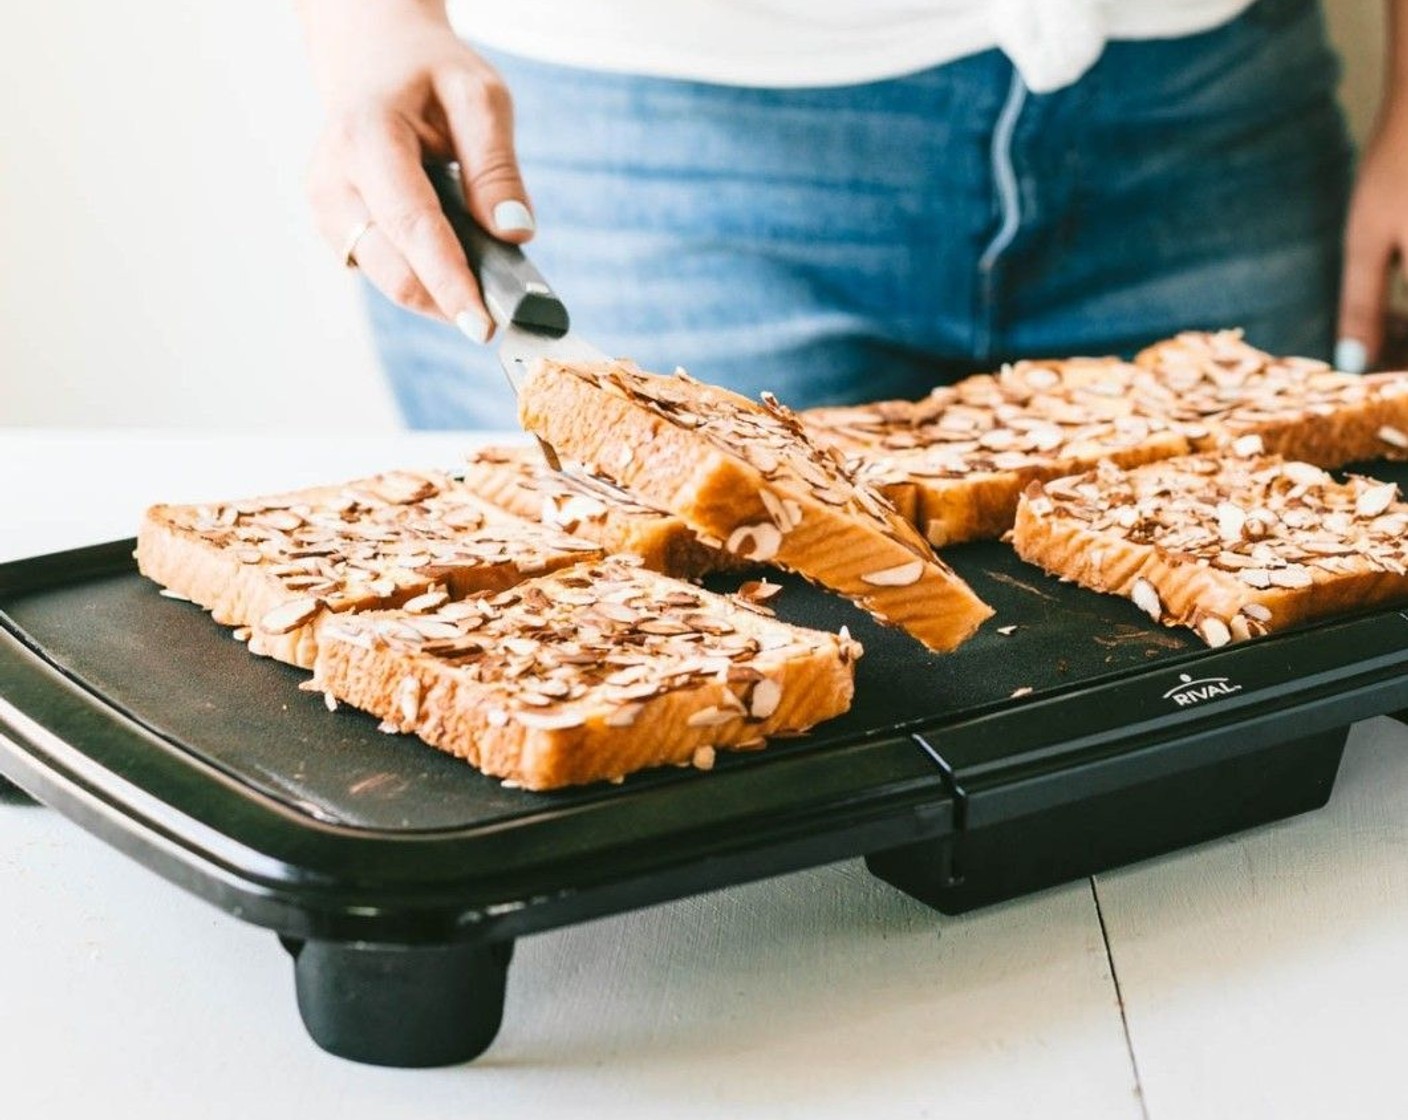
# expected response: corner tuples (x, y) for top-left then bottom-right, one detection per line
(341, 219), (375, 270)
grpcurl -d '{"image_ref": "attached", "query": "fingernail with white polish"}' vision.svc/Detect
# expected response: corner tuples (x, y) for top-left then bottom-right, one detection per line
(455, 310), (492, 345)
(1335, 337), (1368, 374)
(492, 199), (535, 234)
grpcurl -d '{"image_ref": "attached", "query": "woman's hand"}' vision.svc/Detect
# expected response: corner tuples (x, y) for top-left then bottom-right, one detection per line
(298, 0), (532, 341)
(1337, 0), (1408, 376)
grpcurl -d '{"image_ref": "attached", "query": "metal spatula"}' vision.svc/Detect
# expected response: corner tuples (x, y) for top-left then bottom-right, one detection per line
(427, 163), (608, 471)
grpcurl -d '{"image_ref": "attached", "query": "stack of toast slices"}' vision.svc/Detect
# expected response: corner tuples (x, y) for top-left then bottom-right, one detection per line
(137, 330), (1408, 789)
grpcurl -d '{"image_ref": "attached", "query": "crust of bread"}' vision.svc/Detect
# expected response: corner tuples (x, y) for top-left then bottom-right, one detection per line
(1011, 455), (1408, 644)
(803, 359), (1193, 546)
(136, 472), (602, 668)
(457, 445), (741, 577)
(1134, 330), (1408, 465)
(313, 560), (862, 790)
(855, 432), (1189, 547)
(139, 507), (334, 667)
(1199, 391), (1408, 467)
(517, 361), (993, 653)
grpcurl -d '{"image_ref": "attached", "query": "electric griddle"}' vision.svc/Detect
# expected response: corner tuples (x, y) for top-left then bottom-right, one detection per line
(3, 463), (1407, 1067)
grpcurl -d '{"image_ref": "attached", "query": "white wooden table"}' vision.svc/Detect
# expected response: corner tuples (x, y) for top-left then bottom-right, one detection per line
(2, 429), (1407, 1119)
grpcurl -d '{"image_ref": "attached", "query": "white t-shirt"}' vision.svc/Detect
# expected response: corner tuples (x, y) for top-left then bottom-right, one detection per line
(449, 0), (1258, 94)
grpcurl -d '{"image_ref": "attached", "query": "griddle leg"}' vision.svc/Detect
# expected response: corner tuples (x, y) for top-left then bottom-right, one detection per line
(285, 937), (514, 1067)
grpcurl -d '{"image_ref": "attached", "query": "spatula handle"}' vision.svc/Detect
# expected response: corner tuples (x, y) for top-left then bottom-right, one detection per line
(425, 162), (570, 335)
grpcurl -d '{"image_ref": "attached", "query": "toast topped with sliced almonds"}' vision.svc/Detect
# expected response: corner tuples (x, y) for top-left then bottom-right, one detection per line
(312, 556), (863, 790)
(137, 470), (602, 668)
(1012, 451), (1408, 646)
(803, 358), (1189, 546)
(1132, 329), (1408, 464)
(516, 359), (994, 653)
(457, 445), (740, 577)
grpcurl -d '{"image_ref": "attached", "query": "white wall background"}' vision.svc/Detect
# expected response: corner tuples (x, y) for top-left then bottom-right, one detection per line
(0, 3), (395, 432)
(0, 3), (1388, 431)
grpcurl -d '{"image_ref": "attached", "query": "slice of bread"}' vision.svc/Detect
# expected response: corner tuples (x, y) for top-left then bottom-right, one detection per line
(517, 359), (994, 653)
(1012, 452), (1408, 646)
(457, 445), (740, 577)
(803, 359), (1190, 546)
(312, 556), (864, 790)
(1133, 329), (1408, 465)
(137, 470), (602, 668)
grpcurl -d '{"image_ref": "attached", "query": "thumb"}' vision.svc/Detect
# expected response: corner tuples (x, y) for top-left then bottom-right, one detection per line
(1336, 224), (1391, 373)
(436, 69), (535, 246)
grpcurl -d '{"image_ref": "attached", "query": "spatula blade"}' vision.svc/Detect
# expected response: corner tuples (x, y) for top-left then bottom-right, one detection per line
(495, 324), (610, 472)
(495, 323), (611, 395)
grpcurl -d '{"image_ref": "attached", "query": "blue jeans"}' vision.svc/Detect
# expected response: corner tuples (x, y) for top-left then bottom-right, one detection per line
(368, 0), (1351, 430)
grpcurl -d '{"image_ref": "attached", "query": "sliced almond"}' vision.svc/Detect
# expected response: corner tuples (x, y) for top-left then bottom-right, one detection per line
(1280, 461), (1325, 488)
(725, 522), (783, 562)
(1355, 482), (1398, 519)
(604, 703), (643, 728)
(395, 676), (421, 724)
(593, 602), (640, 625)
(1130, 578), (1162, 622)
(1378, 425), (1408, 450)
(258, 597), (322, 635)
(407, 618), (464, 642)
(258, 509), (305, 532)
(401, 590), (449, 614)
(860, 559), (924, 587)
(691, 744), (717, 771)
(557, 494), (607, 526)
(514, 708), (586, 731)
(1230, 433), (1265, 458)
(637, 618), (693, 635)
(1198, 616), (1232, 648)
(687, 706), (738, 728)
(1240, 602), (1273, 622)
(746, 446), (780, 476)
(1269, 566), (1314, 589)
(738, 579), (783, 603)
(748, 678), (782, 720)
(1023, 365), (1060, 390)
(758, 488), (792, 532)
(1215, 502), (1246, 541)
